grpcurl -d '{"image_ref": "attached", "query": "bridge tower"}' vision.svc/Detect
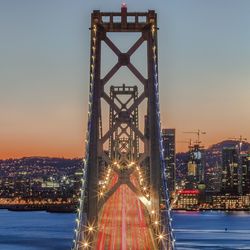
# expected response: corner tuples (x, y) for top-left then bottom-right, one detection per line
(73, 4), (175, 250)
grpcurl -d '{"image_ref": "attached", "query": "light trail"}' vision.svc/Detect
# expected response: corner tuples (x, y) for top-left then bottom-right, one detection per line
(121, 185), (126, 250)
(94, 172), (155, 250)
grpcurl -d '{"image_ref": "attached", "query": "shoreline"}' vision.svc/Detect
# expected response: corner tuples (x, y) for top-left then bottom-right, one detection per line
(1, 205), (250, 213)
(173, 208), (250, 212)
(0, 204), (77, 213)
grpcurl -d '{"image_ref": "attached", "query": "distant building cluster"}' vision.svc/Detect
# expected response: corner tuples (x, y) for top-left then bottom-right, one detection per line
(0, 157), (83, 204)
(1, 133), (250, 211)
(161, 129), (250, 210)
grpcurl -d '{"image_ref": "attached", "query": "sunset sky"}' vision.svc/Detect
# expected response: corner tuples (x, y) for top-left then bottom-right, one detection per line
(0, 0), (250, 159)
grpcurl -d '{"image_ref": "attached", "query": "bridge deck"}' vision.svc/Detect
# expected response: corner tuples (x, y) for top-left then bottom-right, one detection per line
(95, 175), (155, 250)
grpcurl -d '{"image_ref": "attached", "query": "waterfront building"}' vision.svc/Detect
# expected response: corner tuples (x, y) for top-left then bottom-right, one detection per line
(174, 189), (199, 209)
(212, 194), (250, 209)
(162, 128), (176, 193)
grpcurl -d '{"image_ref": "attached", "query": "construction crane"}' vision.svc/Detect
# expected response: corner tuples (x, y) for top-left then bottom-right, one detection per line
(228, 135), (247, 142)
(183, 129), (206, 145)
(228, 136), (247, 153)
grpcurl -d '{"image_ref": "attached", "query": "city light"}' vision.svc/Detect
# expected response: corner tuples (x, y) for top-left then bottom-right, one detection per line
(83, 241), (89, 248)
(156, 232), (167, 242)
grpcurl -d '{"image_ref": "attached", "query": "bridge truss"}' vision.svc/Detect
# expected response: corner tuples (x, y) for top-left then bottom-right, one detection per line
(73, 5), (175, 250)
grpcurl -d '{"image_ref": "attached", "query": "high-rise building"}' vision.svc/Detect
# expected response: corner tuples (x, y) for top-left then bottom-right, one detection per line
(185, 143), (206, 190)
(241, 154), (250, 195)
(162, 128), (176, 193)
(205, 162), (222, 192)
(221, 147), (239, 195)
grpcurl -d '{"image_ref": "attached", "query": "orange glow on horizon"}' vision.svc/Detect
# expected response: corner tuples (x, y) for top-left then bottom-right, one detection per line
(0, 142), (85, 160)
(0, 133), (243, 160)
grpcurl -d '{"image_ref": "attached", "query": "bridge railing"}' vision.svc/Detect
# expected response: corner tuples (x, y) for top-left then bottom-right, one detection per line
(71, 24), (98, 250)
(151, 23), (176, 250)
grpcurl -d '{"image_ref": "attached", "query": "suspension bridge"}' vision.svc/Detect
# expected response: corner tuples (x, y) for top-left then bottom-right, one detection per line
(72, 4), (175, 250)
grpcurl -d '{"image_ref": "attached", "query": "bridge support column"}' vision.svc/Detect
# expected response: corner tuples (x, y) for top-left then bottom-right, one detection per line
(147, 10), (161, 218)
(87, 10), (102, 225)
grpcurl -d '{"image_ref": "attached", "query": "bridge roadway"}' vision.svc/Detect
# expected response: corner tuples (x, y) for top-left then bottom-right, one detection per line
(94, 173), (156, 250)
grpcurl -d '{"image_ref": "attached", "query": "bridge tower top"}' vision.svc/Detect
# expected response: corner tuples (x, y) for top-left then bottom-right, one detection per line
(92, 5), (157, 33)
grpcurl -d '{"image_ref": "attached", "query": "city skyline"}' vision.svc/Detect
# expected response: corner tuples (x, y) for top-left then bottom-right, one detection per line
(1, 0), (250, 159)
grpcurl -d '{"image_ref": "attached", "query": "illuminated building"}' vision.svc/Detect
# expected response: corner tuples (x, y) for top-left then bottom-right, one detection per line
(41, 180), (60, 188)
(162, 128), (176, 193)
(212, 195), (250, 209)
(205, 162), (222, 192)
(221, 147), (239, 195)
(186, 144), (205, 190)
(188, 162), (197, 176)
(241, 154), (250, 194)
(175, 189), (199, 209)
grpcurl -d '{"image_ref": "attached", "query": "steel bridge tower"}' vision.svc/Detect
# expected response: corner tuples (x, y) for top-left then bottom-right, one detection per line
(73, 4), (175, 250)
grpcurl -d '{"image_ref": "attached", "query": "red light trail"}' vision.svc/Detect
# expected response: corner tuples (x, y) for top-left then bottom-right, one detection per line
(95, 173), (155, 250)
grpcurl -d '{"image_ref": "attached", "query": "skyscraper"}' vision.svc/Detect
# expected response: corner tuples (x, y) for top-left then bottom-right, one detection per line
(221, 147), (239, 195)
(241, 154), (250, 195)
(186, 143), (205, 190)
(162, 128), (176, 193)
